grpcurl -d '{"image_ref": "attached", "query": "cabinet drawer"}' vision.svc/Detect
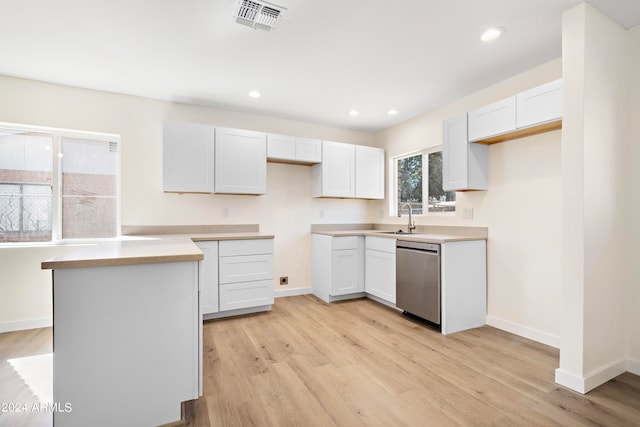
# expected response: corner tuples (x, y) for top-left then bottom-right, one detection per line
(219, 239), (273, 256)
(219, 280), (274, 311)
(332, 236), (359, 250)
(366, 236), (396, 253)
(219, 254), (274, 284)
(468, 96), (516, 142)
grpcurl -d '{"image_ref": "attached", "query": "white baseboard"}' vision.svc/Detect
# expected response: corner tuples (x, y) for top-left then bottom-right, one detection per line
(555, 368), (586, 393)
(0, 317), (52, 334)
(555, 359), (627, 394)
(486, 315), (560, 348)
(584, 359), (627, 392)
(274, 287), (313, 298)
(627, 358), (640, 375)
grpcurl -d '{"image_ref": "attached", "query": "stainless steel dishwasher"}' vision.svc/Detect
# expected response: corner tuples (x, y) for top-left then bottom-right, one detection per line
(396, 240), (441, 325)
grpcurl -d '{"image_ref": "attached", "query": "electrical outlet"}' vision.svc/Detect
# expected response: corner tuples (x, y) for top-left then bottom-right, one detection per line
(223, 207), (229, 217)
(463, 208), (473, 220)
(319, 209), (324, 218)
(280, 276), (288, 285)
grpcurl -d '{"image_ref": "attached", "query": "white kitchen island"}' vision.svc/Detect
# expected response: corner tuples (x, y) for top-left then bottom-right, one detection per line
(42, 237), (204, 427)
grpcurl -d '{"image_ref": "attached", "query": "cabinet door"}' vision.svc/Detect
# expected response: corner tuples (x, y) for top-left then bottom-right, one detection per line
(355, 145), (384, 199)
(163, 122), (215, 193)
(196, 241), (219, 315)
(331, 249), (359, 295)
(266, 133), (296, 161)
(365, 249), (396, 304)
(443, 114), (488, 192)
(295, 137), (321, 163)
(516, 79), (563, 128)
(215, 127), (267, 194)
(468, 96), (516, 142)
(314, 141), (355, 198)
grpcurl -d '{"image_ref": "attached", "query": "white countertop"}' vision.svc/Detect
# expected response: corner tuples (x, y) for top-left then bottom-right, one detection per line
(312, 229), (487, 243)
(41, 232), (274, 270)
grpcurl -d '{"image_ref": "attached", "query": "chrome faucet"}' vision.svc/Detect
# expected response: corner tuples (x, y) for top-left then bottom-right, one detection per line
(399, 202), (416, 233)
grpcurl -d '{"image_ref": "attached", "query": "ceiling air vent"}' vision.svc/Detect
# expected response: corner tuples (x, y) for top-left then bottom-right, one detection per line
(234, 0), (286, 31)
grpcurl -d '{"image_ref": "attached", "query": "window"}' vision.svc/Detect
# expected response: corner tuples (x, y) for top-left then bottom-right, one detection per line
(0, 124), (119, 243)
(391, 146), (455, 216)
(61, 138), (118, 239)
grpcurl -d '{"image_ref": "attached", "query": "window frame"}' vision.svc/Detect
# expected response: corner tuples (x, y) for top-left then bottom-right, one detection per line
(0, 122), (121, 245)
(389, 145), (455, 217)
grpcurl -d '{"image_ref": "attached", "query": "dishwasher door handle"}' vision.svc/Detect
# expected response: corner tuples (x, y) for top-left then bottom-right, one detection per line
(396, 246), (439, 255)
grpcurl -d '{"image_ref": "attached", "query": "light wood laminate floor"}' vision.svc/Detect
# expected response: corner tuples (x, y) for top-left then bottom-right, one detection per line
(196, 295), (640, 426)
(2, 295), (640, 426)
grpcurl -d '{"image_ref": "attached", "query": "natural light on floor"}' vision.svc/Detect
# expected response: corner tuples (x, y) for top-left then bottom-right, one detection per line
(8, 353), (53, 404)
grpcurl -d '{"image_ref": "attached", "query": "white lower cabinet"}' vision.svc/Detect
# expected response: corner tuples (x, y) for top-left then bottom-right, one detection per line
(195, 241), (219, 315)
(218, 239), (274, 313)
(197, 238), (274, 319)
(312, 234), (364, 302)
(312, 233), (488, 335)
(332, 249), (361, 295)
(364, 237), (396, 304)
(441, 240), (487, 335)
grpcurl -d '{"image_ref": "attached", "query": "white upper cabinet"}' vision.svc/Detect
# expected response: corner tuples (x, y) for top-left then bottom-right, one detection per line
(355, 145), (384, 199)
(215, 127), (267, 195)
(266, 133), (295, 160)
(295, 137), (322, 163)
(163, 121), (215, 193)
(442, 113), (488, 192)
(267, 134), (321, 164)
(312, 141), (356, 198)
(516, 79), (563, 129)
(468, 96), (517, 142)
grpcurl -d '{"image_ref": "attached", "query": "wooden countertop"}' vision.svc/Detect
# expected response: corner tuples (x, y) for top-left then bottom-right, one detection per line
(41, 233), (274, 270)
(312, 230), (487, 243)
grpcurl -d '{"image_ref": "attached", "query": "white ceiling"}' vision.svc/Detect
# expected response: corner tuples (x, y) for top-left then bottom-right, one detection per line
(0, 0), (639, 133)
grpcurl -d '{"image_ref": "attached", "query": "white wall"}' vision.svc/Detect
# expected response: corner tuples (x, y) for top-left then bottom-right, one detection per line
(0, 75), (376, 331)
(556, 3), (630, 393)
(375, 59), (563, 346)
(626, 25), (640, 373)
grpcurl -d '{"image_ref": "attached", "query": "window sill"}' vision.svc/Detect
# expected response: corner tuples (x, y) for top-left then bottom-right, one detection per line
(0, 235), (141, 249)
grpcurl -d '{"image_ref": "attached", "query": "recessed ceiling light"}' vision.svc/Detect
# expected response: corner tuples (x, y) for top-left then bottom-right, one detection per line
(481, 27), (505, 42)
(248, 90), (261, 98)
(347, 110), (359, 116)
(387, 109), (399, 116)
